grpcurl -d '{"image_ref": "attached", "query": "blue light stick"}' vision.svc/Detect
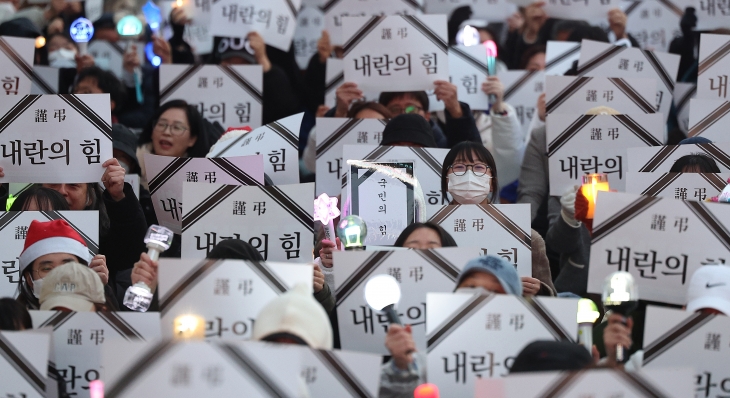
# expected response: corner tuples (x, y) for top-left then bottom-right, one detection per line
(70, 17), (94, 55)
(142, 0), (161, 35)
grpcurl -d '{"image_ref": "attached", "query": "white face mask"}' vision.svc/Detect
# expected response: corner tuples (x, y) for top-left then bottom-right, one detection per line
(48, 48), (77, 68)
(32, 277), (44, 299)
(448, 171), (491, 204)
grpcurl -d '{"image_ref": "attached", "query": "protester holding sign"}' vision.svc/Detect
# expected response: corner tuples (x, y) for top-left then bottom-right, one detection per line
(440, 141), (499, 205)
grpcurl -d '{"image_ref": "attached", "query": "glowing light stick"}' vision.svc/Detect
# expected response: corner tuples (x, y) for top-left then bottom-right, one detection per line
(577, 298), (600, 352)
(70, 17), (94, 55)
(484, 40), (498, 105)
(414, 384), (439, 398)
(117, 15), (144, 104)
(123, 225), (174, 312)
(142, 0), (161, 35)
(314, 193), (340, 242)
(457, 25), (480, 47)
(89, 380), (104, 398)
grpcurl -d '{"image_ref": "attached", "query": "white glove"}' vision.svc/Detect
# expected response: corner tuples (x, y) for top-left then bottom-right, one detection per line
(560, 185), (580, 227)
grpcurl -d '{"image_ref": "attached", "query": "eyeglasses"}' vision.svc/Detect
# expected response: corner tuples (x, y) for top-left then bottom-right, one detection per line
(449, 163), (491, 177)
(154, 121), (189, 136)
(387, 105), (424, 115)
(34, 266), (56, 279)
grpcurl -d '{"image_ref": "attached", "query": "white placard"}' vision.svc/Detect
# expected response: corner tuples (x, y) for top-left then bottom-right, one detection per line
(427, 204), (532, 276)
(342, 15), (449, 92)
(694, 0), (730, 30)
(449, 45), (490, 111)
(159, 1), (214, 55)
(622, 0), (684, 52)
(300, 346), (382, 396)
(0, 211), (99, 298)
(145, 154), (265, 234)
(577, 40), (680, 122)
(85, 0), (103, 23)
(588, 191), (730, 305)
(0, 94), (112, 183)
(324, 0), (423, 45)
(29, 66), (59, 94)
(210, 0), (302, 51)
(343, 144), (450, 228)
(333, 248), (479, 354)
(0, 36), (36, 98)
(543, 0), (621, 22)
(293, 5), (326, 69)
(674, 82), (696, 135)
(102, 340), (301, 397)
(30, 311), (161, 398)
(160, 64), (263, 129)
(427, 292), (578, 397)
(496, 367), (693, 398)
(87, 40), (146, 79)
(643, 305), (729, 395)
(697, 34), (730, 101)
(206, 113), (302, 185)
(625, 172), (729, 200)
(687, 98), (730, 140)
(627, 143), (730, 173)
(545, 75), (658, 115)
(181, 182), (314, 261)
(546, 113), (664, 195)
(545, 41), (581, 76)
(424, 0), (517, 22)
(158, 258), (313, 339)
(315, 118), (387, 196)
(0, 329), (51, 398)
(324, 58), (379, 108)
(500, 70), (545, 136)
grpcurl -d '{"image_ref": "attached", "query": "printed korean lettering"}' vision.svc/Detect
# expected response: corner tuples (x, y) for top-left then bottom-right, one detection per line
(695, 371), (730, 398)
(2, 76), (19, 95)
(170, 364), (191, 386)
(454, 218), (466, 232)
(586, 89), (597, 102)
(194, 0), (210, 12)
(461, 75), (478, 94)
(238, 279), (253, 295)
(352, 305), (375, 334)
(22, 139), (71, 165)
(709, 75), (728, 99)
(426, 190), (449, 205)
(89, 329), (104, 345)
(214, 278), (230, 295)
(590, 128), (602, 140)
(204, 171), (216, 183)
(675, 217), (688, 232)
(2, 259), (20, 283)
(486, 313), (501, 330)
(14, 226), (27, 240)
(206, 316), (254, 338)
(187, 171), (198, 182)
(379, 225), (387, 236)
(443, 352), (467, 383)
(603, 90), (614, 101)
(650, 214), (666, 231)
(498, 248), (518, 265)
(67, 329), (82, 345)
(35, 109), (47, 122)
(605, 247), (689, 283)
(80, 139), (101, 164)
(198, 102), (226, 124)
(618, 58), (629, 70)
(276, 15), (289, 35)
(235, 102), (251, 123)
(280, 232), (300, 259)
(388, 267), (402, 283)
(161, 198), (182, 221)
(410, 266), (423, 282)
(57, 365), (100, 392)
(357, 131), (368, 143)
(269, 149), (285, 172)
(253, 201), (266, 215)
(607, 128), (619, 140)
(54, 109), (66, 122)
(675, 188), (688, 200)
(704, 333), (721, 351)
(421, 53), (438, 74)
(233, 201), (246, 215)
(695, 188), (707, 200)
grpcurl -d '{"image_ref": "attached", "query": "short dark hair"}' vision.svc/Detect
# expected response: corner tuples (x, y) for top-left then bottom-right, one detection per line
(9, 186), (69, 211)
(0, 298), (32, 330)
(347, 101), (394, 119)
(519, 45), (546, 70)
(378, 91), (430, 112)
(76, 66), (128, 114)
(138, 99), (211, 158)
(669, 154), (722, 173)
(393, 222), (458, 248)
(441, 142), (499, 203)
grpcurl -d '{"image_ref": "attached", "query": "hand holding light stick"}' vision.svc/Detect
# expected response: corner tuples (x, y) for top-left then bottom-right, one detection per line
(116, 15), (145, 104)
(313, 193), (340, 242)
(602, 271), (638, 363)
(70, 17), (94, 56)
(577, 298), (600, 352)
(123, 225), (174, 312)
(484, 40), (498, 105)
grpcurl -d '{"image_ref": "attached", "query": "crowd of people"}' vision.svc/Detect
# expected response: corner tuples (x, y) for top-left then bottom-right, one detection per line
(0, 0), (728, 396)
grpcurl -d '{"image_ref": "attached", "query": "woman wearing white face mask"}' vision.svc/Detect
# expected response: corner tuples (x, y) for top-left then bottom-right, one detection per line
(441, 141), (499, 205)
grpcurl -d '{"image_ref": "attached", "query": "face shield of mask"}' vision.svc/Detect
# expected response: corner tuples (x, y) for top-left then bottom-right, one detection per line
(447, 171), (491, 204)
(49, 48), (77, 68)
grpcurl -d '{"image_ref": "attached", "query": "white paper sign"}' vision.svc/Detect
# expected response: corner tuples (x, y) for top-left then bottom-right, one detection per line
(324, 58), (379, 108)
(497, 367), (693, 398)
(687, 98), (730, 140)
(334, 248), (478, 354)
(625, 172), (729, 200)
(300, 346), (382, 396)
(324, 0), (423, 45)
(0, 329), (51, 398)
(102, 340), (301, 397)
(674, 82), (696, 135)
(207, 113), (302, 185)
(181, 182), (314, 261)
(642, 305), (730, 395)
(0, 94), (112, 183)
(449, 45), (490, 111)
(316, 118), (387, 195)
(424, 0), (517, 22)
(87, 40), (146, 79)
(628, 143), (730, 173)
(546, 76), (658, 115)
(160, 64), (263, 129)
(547, 113), (664, 195)
(29, 66), (59, 94)
(30, 311), (161, 398)
(500, 70), (545, 136)
(545, 41), (581, 76)
(145, 154), (265, 234)
(622, 0), (684, 52)
(544, 0), (621, 22)
(427, 204), (532, 276)
(427, 292), (578, 397)
(210, 0), (302, 51)
(694, 0), (730, 30)
(159, 1), (213, 55)
(158, 258), (313, 339)
(697, 34), (730, 101)
(0, 36), (37, 98)
(342, 15), (449, 92)
(577, 40), (680, 122)
(0, 210), (99, 298)
(588, 191), (730, 305)
(293, 5), (326, 69)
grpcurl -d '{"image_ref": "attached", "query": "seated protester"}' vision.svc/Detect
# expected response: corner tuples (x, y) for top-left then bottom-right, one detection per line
(8, 185), (69, 211)
(379, 113), (437, 148)
(509, 340), (594, 373)
(393, 222), (457, 249)
(602, 264), (730, 369)
(45, 33), (95, 71)
(39, 261), (108, 312)
(15, 219), (118, 310)
(213, 32), (300, 125)
(332, 81), (481, 148)
(379, 255), (522, 398)
(669, 153), (721, 173)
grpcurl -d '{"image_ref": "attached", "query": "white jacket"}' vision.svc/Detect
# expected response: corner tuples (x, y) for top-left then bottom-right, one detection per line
(474, 103), (527, 186)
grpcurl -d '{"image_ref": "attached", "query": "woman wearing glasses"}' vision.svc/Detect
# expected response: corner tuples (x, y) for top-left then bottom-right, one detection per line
(441, 141), (499, 206)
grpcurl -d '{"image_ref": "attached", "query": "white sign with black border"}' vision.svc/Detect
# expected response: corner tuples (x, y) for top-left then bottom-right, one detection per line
(627, 142), (730, 173)
(210, 0), (302, 51)
(500, 70), (545, 136)
(621, 0), (684, 52)
(87, 40), (146, 79)
(0, 329), (51, 398)
(687, 98), (730, 141)
(0, 36), (45, 98)
(625, 172), (729, 201)
(298, 344), (382, 397)
(545, 41), (581, 76)
(449, 44), (490, 111)
(323, 0), (423, 46)
(674, 82), (696, 135)
(546, 75), (657, 116)
(697, 34), (730, 101)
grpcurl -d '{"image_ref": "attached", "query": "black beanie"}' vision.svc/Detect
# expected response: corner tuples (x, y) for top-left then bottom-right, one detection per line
(206, 239), (264, 261)
(380, 114), (437, 148)
(509, 340), (593, 374)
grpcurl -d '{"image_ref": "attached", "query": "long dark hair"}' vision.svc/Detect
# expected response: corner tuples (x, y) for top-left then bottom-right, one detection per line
(0, 298), (32, 330)
(9, 186), (69, 211)
(393, 222), (458, 248)
(138, 99), (211, 158)
(441, 142), (499, 203)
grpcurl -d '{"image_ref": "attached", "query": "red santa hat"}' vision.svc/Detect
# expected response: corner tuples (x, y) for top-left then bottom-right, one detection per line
(19, 219), (91, 273)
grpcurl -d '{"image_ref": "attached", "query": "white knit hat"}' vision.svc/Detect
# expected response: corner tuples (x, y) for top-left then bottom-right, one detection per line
(39, 262), (105, 312)
(252, 284), (333, 350)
